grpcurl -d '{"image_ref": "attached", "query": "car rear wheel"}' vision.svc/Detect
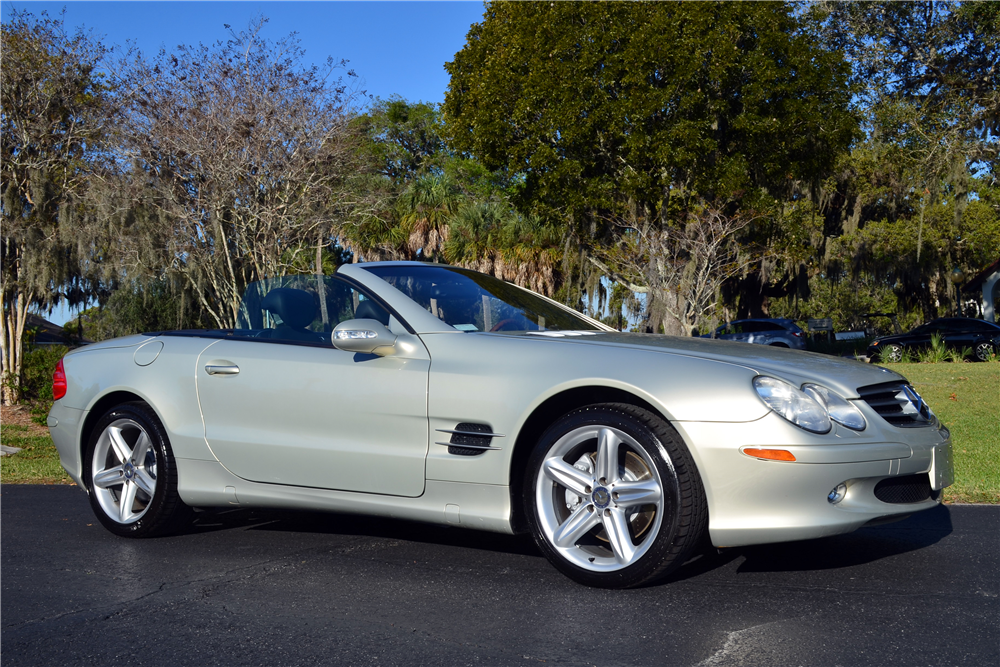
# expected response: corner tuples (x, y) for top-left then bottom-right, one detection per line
(84, 402), (192, 537)
(525, 403), (707, 588)
(974, 341), (995, 362)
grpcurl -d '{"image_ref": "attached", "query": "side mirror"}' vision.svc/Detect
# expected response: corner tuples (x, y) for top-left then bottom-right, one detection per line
(332, 319), (397, 356)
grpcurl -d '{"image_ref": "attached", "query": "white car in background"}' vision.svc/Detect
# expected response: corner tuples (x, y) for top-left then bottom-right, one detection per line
(48, 262), (953, 588)
(705, 318), (807, 350)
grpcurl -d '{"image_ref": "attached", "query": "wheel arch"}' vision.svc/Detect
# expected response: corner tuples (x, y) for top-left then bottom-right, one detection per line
(80, 390), (150, 470)
(507, 385), (681, 534)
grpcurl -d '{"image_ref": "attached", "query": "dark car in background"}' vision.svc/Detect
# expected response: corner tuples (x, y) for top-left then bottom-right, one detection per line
(704, 318), (806, 350)
(867, 317), (1000, 362)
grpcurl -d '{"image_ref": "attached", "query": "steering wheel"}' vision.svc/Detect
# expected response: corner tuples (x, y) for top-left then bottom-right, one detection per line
(490, 318), (520, 332)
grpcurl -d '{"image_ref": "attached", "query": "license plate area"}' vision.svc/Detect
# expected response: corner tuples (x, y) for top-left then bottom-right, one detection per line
(929, 440), (954, 491)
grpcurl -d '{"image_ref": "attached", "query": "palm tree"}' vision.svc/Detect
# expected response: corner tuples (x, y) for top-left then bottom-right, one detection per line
(396, 174), (464, 262)
(445, 202), (561, 296)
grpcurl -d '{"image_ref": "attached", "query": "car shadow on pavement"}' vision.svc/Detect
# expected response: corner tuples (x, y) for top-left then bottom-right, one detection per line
(188, 506), (543, 557)
(186, 503), (954, 581)
(730, 504), (954, 574)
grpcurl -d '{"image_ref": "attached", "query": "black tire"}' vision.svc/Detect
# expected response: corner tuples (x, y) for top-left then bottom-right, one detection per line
(974, 341), (995, 362)
(524, 403), (707, 588)
(83, 402), (192, 537)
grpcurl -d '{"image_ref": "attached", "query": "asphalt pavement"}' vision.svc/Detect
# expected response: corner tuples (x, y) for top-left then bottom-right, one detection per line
(2, 485), (997, 666)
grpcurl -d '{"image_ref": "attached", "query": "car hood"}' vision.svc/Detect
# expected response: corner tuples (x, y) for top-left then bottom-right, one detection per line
(513, 331), (905, 398)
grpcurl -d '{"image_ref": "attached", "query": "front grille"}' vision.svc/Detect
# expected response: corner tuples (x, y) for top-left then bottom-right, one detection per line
(874, 474), (932, 504)
(857, 382), (935, 428)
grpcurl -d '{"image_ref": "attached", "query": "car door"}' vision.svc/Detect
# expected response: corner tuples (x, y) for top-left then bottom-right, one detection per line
(904, 322), (936, 352)
(939, 319), (979, 351)
(748, 322), (782, 345)
(196, 277), (430, 497)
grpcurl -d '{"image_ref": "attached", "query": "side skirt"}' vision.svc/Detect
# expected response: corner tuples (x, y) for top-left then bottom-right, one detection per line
(175, 458), (514, 534)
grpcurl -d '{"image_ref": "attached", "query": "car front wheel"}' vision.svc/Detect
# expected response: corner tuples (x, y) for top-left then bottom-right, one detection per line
(525, 403), (707, 588)
(882, 343), (904, 362)
(84, 402), (191, 537)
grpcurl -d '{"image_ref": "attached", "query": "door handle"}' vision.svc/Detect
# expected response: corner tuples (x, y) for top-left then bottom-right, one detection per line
(205, 364), (240, 376)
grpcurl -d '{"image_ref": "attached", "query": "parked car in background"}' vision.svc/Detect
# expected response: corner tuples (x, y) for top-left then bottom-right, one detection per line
(704, 318), (806, 350)
(867, 317), (1000, 362)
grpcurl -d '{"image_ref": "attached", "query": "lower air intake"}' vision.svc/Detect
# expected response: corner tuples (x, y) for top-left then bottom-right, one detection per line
(874, 473), (932, 504)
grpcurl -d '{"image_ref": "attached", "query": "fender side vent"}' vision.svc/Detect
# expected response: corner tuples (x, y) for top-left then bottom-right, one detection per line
(435, 423), (503, 456)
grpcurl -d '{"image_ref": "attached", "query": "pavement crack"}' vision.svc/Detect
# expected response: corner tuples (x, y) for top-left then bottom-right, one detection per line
(694, 618), (795, 667)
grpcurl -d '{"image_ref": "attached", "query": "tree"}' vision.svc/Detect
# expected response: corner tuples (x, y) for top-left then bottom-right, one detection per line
(445, 202), (562, 296)
(1, 10), (110, 404)
(64, 278), (205, 342)
(593, 205), (761, 334)
(340, 99), (515, 264)
(102, 18), (365, 329)
(444, 1), (857, 332)
(445, 2), (855, 219)
(791, 1), (1000, 322)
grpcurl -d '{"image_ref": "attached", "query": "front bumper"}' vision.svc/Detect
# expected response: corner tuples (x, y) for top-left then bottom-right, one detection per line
(675, 412), (953, 548)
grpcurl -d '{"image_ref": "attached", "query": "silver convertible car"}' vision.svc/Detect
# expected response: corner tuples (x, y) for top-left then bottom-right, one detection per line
(48, 262), (954, 588)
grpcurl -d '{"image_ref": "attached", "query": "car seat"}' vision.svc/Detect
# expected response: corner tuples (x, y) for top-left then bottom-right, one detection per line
(261, 288), (322, 342)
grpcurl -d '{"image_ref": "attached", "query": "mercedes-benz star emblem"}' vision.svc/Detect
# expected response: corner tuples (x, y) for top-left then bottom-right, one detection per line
(592, 486), (611, 509)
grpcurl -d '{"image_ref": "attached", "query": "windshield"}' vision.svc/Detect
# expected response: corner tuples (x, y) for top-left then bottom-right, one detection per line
(363, 264), (599, 332)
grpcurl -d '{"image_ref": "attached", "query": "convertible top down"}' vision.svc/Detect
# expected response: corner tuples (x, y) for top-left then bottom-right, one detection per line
(48, 262), (953, 588)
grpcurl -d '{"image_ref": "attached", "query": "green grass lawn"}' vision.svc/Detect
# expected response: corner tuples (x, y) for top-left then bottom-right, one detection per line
(885, 361), (1000, 504)
(0, 424), (74, 485)
(2, 363), (997, 501)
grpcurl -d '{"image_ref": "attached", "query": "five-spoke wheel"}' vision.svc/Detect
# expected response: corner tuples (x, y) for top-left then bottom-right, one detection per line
(85, 403), (191, 537)
(525, 403), (706, 588)
(91, 417), (159, 524)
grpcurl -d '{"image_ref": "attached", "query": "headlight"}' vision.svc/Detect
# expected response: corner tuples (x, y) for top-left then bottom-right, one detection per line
(753, 376), (831, 433)
(802, 383), (867, 431)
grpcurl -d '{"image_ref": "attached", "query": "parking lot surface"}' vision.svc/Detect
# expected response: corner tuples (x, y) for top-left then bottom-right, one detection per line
(2, 485), (997, 666)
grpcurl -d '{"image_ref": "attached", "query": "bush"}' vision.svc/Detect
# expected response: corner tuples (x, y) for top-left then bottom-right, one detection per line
(20, 345), (68, 403)
(18, 345), (69, 424)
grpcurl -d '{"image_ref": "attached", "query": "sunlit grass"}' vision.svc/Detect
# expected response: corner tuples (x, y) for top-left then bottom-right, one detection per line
(887, 363), (1000, 503)
(1, 424), (74, 485)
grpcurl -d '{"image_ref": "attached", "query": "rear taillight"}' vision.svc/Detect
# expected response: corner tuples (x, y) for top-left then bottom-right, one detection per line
(53, 359), (67, 400)
(793, 331), (803, 337)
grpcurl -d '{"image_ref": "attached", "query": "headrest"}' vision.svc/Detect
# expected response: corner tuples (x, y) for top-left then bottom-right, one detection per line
(355, 299), (390, 326)
(261, 288), (317, 329)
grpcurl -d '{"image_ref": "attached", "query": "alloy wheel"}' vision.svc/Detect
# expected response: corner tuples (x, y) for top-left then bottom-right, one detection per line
(534, 424), (665, 572)
(91, 418), (159, 524)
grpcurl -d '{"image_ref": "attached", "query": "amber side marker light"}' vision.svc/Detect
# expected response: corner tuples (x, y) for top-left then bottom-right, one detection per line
(743, 448), (796, 462)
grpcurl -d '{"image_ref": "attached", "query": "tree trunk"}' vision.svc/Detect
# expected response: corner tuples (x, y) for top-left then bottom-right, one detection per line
(1, 289), (31, 405)
(316, 234), (329, 326)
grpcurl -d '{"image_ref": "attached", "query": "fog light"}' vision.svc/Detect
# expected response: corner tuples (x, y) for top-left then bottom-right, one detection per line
(828, 483), (848, 504)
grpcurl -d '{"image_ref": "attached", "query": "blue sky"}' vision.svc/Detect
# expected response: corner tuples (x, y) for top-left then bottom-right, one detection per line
(4, 1), (487, 324)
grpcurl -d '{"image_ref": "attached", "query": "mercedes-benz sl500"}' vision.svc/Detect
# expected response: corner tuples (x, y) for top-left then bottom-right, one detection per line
(48, 262), (954, 588)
